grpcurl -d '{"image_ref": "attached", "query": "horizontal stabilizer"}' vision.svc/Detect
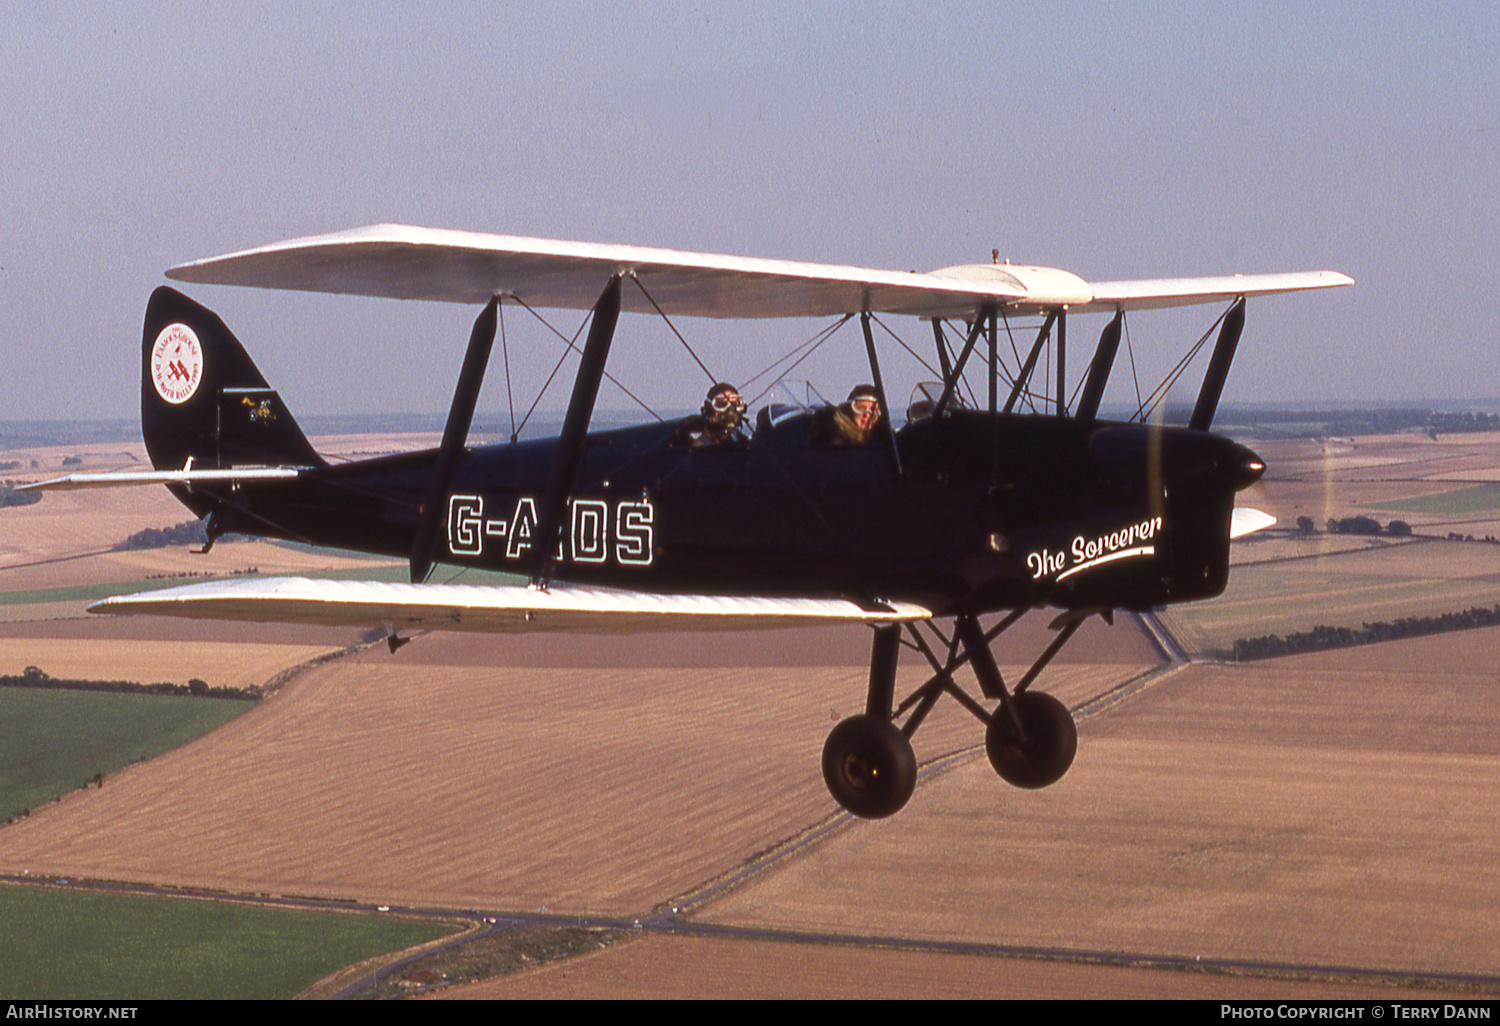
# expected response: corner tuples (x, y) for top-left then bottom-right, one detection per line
(88, 577), (933, 634)
(1229, 507), (1277, 540)
(166, 223), (1353, 320)
(20, 468), (302, 492)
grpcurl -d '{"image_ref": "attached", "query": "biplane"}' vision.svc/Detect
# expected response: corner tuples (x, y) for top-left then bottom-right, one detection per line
(31, 225), (1351, 818)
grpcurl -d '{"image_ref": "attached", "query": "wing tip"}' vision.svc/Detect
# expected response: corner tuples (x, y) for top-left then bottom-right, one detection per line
(1230, 507), (1277, 540)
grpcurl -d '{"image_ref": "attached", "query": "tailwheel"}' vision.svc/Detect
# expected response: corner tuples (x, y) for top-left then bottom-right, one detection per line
(822, 714), (917, 819)
(985, 691), (1077, 789)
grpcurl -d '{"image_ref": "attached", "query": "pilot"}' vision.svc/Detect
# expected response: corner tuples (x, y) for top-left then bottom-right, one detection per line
(672, 382), (750, 447)
(809, 384), (884, 446)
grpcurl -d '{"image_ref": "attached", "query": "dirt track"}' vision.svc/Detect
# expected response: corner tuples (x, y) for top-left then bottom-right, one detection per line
(440, 934), (1460, 1000)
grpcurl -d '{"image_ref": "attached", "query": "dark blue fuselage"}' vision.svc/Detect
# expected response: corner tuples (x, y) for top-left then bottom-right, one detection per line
(181, 408), (1262, 617)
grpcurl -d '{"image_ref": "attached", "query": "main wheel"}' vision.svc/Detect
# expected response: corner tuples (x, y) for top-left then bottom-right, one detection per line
(822, 714), (917, 819)
(985, 691), (1077, 789)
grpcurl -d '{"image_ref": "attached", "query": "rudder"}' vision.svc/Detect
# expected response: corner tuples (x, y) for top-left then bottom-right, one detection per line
(142, 286), (324, 472)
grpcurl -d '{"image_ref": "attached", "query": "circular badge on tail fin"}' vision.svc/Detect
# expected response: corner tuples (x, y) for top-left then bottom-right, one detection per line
(151, 323), (203, 404)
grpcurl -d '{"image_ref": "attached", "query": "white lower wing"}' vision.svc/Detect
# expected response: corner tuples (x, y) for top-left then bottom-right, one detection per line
(88, 577), (932, 633)
(1230, 507), (1277, 539)
(20, 468), (302, 492)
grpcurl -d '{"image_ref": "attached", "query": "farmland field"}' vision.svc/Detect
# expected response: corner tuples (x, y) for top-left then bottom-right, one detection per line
(1169, 538), (1500, 655)
(0, 688), (252, 821)
(0, 883), (453, 999)
(1363, 481), (1500, 515)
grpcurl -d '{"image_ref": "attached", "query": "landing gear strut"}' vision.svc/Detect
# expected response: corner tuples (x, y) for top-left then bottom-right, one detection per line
(821, 610), (1096, 817)
(823, 625), (916, 818)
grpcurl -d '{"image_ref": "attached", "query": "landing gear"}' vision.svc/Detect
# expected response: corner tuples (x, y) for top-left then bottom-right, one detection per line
(822, 714), (917, 819)
(823, 625), (916, 819)
(985, 691), (1077, 789)
(820, 609), (1097, 817)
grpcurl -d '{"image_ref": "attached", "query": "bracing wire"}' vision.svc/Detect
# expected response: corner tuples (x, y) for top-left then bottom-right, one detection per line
(629, 274), (718, 385)
(1065, 311), (1132, 414)
(1067, 353), (1092, 412)
(498, 297), (517, 442)
(1001, 310), (1025, 370)
(1043, 332), (1051, 416)
(1132, 303), (1232, 423)
(514, 307), (590, 437)
(508, 295), (664, 429)
(933, 318), (981, 410)
(1124, 314), (1144, 419)
(1135, 311), (1225, 422)
(988, 316), (1024, 401)
(742, 316), (853, 406)
(742, 316), (849, 390)
(869, 313), (942, 380)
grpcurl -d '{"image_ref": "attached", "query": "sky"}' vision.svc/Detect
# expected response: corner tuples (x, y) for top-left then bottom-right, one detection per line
(2, 1), (1497, 424)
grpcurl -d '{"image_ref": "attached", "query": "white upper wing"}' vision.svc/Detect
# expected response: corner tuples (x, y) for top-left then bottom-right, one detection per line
(166, 223), (1352, 319)
(89, 577), (931, 634)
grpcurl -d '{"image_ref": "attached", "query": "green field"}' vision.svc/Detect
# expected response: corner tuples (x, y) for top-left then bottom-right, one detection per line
(0, 688), (253, 820)
(1363, 481), (1500, 515)
(0, 884), (455, 999)
(0, 563), (522, 606)
(1169, 539), (1500, 656)
(0, 577), (217, 607)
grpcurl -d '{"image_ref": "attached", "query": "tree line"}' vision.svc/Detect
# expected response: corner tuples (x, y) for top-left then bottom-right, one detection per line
(1229, 604), (1500, 661)
(1304, 515), (1412, 537)
(113, 518), (210, 550)
(0, 480), (41, 508)
(0, 664), (257, 701)
(1215, 407), (1500, 436)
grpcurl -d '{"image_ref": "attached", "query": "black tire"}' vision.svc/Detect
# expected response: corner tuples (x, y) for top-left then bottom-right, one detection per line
(822, 714), (917, 819)
(985, 691), (1077, 789)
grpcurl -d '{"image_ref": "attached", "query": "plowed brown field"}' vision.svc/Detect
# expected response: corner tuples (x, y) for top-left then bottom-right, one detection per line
(0, 637), (335, 691)
(693, 737), (1498, 978)
(0, 626), (1151, 915)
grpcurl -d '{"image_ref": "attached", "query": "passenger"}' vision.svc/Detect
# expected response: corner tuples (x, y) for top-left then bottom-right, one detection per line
(671, 382), (750, 447)
(809, 384), (884, 446)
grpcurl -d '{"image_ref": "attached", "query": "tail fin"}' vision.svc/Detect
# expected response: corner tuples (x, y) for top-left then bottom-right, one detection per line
(142, 286), (324, 472)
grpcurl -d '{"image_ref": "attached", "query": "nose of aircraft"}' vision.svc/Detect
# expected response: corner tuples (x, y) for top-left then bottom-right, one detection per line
(1227, 441), (1266, 490)
(1086, 424), (1267, 494)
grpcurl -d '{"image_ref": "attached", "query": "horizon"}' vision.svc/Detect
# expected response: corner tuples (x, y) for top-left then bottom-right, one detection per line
(5, 398), (1500, 453)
